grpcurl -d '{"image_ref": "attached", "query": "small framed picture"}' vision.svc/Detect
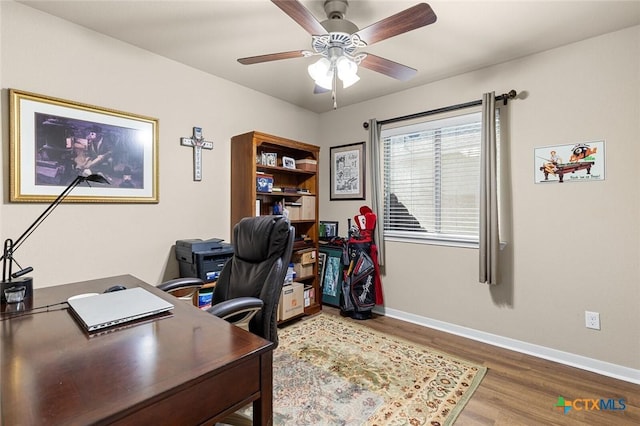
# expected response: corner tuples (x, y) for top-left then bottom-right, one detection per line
(262, 152), (277, 167)
(319, 221), (339, 239)
(534, 141), (605, 184)
(330, 142), (365, 200)
(282, 156), (296, 169)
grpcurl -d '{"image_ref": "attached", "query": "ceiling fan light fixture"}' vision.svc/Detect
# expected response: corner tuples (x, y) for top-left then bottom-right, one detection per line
(240, 1), (438, 109)
(308, 57), (334, 90)
(336, 55), (356, 75)
(315, 72), (335, 90)
(341, 72), (360, 89)
(336, 55), (358, 85)
(308, 57), (330, 79)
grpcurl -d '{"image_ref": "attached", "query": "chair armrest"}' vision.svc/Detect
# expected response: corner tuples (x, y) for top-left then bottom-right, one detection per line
(207, 297), (263, 319)
(157, 277), (204, 293)
(207, 297), (264, 331)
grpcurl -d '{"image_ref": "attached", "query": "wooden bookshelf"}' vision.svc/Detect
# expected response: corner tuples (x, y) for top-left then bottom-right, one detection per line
(230, 131), (321, 318)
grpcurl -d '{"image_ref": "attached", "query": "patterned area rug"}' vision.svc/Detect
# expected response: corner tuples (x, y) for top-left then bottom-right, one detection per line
(260, 313), (487, 425)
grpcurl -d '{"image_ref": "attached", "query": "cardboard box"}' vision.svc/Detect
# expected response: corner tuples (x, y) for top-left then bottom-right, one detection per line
(299, 196), (315, 220)
(293, 249), (316, 265)
(278, 282), (304, 321)
(285, 204), (301, 221)
(304, 285), (315, 307)
(293, 262), (313, 277)
(301, 249), (315, 264)
(295, 159), (317, 172)
(292, 248), (315, 278)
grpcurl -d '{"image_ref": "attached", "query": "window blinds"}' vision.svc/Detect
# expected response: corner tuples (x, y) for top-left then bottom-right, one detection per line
(382, 111), (494, 242)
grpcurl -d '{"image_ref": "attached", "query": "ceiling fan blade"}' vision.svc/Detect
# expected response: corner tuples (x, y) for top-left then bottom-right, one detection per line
(271, 0), (328, 36)
(354, 3), (437, 46)
(238, 50), (306, 65)
(360, 54), (417, 81)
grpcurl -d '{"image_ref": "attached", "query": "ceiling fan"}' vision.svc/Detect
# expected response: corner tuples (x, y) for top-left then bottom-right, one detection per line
(237, 0), (437, 108)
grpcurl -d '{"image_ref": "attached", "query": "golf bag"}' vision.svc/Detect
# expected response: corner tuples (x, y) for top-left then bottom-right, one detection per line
(340, 206), (383, 320)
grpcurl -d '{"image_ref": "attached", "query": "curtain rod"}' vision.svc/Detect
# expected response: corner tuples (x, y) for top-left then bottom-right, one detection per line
(363, 89), (517, 129)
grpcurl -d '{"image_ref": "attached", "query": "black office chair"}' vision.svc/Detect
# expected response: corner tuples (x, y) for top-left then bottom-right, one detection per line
(207, 215), (294, 347)
(157, 277), (204, 305)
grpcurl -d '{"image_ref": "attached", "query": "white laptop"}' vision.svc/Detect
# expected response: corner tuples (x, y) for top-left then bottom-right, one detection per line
(67, 287), (174, 332)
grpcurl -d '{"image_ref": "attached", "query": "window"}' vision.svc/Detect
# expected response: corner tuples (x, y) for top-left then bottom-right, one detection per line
(382, 110), (499, 245)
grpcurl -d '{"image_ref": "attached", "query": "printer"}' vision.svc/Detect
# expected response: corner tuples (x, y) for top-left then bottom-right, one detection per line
(175, 238), (233, 283)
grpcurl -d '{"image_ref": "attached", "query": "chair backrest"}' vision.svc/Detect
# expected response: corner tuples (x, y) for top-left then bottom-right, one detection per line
(213, 215), (294, 346)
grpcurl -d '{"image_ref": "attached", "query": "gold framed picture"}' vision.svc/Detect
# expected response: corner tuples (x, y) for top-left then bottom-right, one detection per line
(9, 89), (159, 203)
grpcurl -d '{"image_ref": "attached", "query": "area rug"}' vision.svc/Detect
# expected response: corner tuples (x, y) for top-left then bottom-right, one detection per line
(257, 313), (487, 425)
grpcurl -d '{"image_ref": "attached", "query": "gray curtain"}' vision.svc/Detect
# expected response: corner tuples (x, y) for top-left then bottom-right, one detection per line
(479, 92), (499, 284)
(368, 119), (385, 267)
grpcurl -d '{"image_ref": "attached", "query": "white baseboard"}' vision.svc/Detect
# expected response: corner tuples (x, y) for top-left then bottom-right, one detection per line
(373, 306), (640, 385)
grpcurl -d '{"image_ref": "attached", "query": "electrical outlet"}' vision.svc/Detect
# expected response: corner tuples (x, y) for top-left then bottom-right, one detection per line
(585, 311), (600, 330)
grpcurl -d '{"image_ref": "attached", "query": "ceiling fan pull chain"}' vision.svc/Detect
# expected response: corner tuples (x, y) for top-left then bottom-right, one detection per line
(332, 72), (338, 109)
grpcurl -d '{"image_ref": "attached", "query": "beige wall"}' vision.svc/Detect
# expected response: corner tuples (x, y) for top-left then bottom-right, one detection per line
(317, 26), (640, 372)
(2, 1), (638, 376)
(0, 1), (319, 286)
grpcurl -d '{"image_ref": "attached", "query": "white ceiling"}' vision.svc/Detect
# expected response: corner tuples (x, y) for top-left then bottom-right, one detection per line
(18, 0), (640, 113)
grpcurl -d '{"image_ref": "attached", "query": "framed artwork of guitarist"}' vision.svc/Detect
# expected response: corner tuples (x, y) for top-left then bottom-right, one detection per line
(9, 89), (158, 203)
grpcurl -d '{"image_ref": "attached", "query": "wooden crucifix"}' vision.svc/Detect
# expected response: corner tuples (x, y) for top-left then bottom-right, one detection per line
(181, 127), (213, 181)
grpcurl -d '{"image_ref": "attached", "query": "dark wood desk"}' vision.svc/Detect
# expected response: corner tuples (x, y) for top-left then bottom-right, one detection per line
(1, 275), (273, 425)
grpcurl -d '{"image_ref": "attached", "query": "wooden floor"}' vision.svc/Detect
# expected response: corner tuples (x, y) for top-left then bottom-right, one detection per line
(317, 306), (640, 425)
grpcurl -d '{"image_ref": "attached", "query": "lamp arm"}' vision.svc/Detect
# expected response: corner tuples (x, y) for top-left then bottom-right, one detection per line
(10, 176), (83, 254)
(0, 174), (108, 282)
(1, 177), (82, 282)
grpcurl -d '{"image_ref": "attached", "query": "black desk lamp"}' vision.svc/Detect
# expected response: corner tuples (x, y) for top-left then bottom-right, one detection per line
(1, 174), (109, 303)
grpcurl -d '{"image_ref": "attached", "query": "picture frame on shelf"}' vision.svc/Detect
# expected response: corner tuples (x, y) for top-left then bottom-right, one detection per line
(330, 142), (365, 200)
(262, 152), (277, 167)
(319, 221), (339, 239)
(9, 89), (159, 203)
(282, 156), (296, 169)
